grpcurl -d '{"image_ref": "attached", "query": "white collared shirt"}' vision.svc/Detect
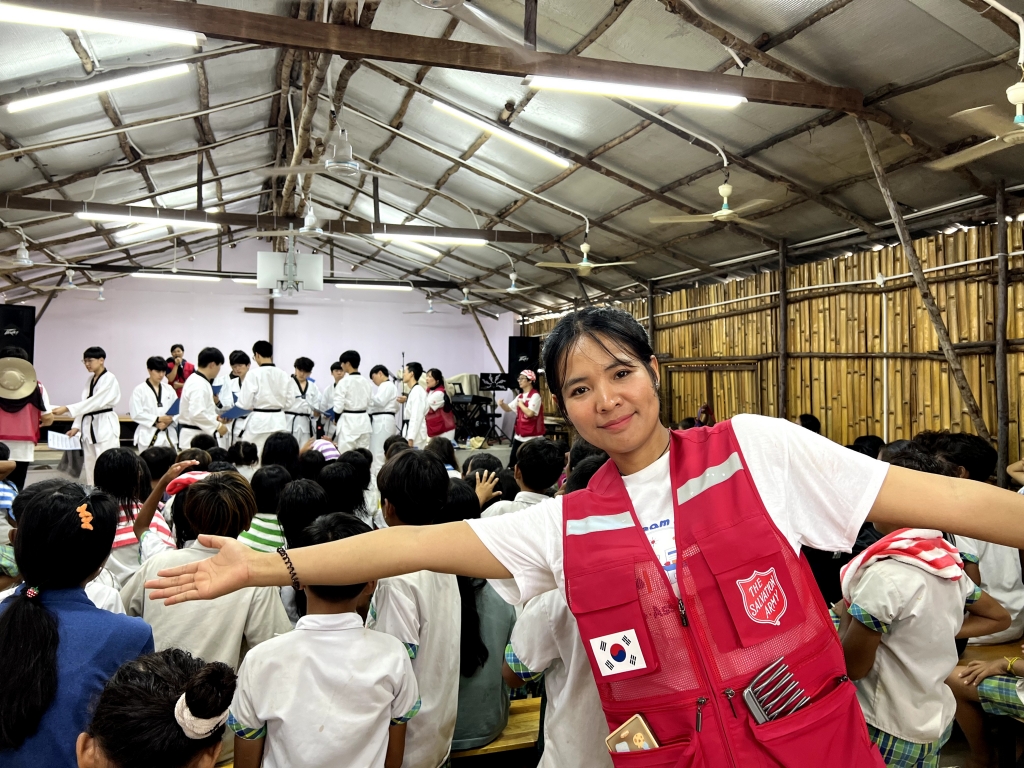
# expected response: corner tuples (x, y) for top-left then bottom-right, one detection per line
(229, 612), (420, 768)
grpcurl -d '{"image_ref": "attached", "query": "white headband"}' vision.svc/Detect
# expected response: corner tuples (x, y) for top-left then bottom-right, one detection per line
(173, 693), (230, 740)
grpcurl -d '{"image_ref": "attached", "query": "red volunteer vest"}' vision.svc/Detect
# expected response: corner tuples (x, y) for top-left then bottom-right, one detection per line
(514, 390), (545, 438)
(562, 422), (883, 768)
(425, 386), (456, 437)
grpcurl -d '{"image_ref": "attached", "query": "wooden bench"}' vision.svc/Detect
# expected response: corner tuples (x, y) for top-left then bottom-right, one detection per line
(452, 697), (542, 759)
(961, 642), (1023, 665)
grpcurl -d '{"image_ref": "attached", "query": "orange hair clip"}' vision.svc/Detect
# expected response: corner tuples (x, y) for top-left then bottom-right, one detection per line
(77, 503), (93, 531)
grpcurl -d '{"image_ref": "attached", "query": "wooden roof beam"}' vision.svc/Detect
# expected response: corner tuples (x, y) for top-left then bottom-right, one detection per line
(28, 0), (866, 112)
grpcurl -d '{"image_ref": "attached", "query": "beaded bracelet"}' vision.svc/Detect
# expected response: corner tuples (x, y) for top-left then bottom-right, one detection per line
(277, 547), (301, 591)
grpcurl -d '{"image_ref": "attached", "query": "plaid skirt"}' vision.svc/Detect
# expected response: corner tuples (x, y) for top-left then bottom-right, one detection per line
(867, 721), (952, 768)
(978, 675), (1024, 718)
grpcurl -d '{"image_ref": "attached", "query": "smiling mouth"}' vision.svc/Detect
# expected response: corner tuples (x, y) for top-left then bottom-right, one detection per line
(599, 413), (634, 430)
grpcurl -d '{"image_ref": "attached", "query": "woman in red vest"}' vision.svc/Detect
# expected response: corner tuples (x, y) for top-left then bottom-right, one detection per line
(424, 368), (457, 441)
(498, 370), (545, 468)
(149, 307), (1024, 767)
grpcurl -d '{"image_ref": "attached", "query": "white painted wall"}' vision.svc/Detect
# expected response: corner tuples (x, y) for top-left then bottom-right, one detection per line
(28, 239), (517, 411)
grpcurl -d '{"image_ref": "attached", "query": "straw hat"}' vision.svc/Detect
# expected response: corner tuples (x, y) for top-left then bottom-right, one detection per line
(0, 357), (37, 400)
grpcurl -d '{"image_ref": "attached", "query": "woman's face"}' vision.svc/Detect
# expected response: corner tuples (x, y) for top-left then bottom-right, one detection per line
(426, 372), (437, 389)
(557, 334), (660, 457)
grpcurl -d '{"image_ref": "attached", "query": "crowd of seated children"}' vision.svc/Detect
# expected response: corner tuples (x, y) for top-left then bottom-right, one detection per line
(482, 437), (564, 518)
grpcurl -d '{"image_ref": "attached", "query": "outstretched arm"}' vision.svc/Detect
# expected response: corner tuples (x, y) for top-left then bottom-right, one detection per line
(868, 465), (1024, 548)
(147, 520), (511, 605)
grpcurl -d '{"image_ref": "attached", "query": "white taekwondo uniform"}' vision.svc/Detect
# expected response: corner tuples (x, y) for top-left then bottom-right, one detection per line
(130, 379), (178, 451)
(177, 372), (220, 449)
(333, 371), (372, 453)
(236, 363), (293, 459)
(66, 369), (121, 485)
(369, 378), (398, 475)
(286, 375), (321, 445)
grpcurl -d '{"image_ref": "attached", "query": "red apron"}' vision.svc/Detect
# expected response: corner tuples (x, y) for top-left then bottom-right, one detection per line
(514, 391), (545, 438)
(562, 421), (882, 768)
(425, 385), (456, 437)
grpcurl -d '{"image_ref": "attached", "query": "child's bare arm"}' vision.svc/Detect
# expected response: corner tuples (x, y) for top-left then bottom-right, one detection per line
(1007, 460), (1024, 485)
(233, 735), (265, 768)
(839, 617), (883, 680)
(502, 661), (528, 689)
(385, 724), (407, 768)
(957, 588), (1012, 639)
(963, 561), (982, 587)
(133, 460), (198, 541)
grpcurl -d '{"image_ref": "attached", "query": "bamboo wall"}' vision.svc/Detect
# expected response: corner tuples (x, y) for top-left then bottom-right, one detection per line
(525, 224), (1024, 457)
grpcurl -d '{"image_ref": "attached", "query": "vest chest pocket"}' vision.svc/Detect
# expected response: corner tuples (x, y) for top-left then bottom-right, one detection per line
(694, 518), (806, 650)
(568, 563), (661, 683)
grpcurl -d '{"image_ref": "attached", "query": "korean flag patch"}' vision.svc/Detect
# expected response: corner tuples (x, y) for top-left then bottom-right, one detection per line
(589, 629), (647, 676)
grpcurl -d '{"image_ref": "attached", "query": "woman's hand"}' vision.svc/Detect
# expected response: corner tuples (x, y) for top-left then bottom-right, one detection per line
(958, 659), (1008, 686)
(473, 470), (502, 509)
(146, 535), (266, 605)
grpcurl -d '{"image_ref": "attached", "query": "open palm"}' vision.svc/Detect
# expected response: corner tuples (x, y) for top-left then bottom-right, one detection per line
(145, 535), (261, 605)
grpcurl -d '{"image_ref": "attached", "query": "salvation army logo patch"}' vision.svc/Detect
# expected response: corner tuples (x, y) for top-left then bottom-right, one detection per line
(736, 567), (788, 626)
(590, 629), (647, 676)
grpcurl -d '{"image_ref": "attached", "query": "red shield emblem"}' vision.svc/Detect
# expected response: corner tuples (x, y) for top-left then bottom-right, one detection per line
(736, 568), (788, 626)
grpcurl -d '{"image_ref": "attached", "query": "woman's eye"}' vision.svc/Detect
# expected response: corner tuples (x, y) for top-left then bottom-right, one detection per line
(615, 369), (631, 379)
(571, 386), (588, 397)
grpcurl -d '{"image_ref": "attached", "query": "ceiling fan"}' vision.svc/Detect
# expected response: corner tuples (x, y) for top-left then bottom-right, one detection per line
(927, 83), (1024, 170)
(257, 202), (342, 239)
(403, 298), (449, 315)
(256, 118), (389, 182)
(535, 242), (635, 277)
(649, 183), (772, 229)
(51, 268), (104, 293)
(0, 236), (34, 269)
(439, 286), (489, 308)
(473, 271), (538, 296)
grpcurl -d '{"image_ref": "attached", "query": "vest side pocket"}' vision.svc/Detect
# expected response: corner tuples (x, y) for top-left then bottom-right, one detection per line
(748, 679), (882, 768)
(568, 563), (661, 684)
(608, 737), (704, 768)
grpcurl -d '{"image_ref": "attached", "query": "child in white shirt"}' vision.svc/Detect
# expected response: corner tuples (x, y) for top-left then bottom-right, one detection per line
(366, 449), (460, 768)
(230, 514), (419, 768)
(482, 438), (563, 518)
(836, 445), (1010, 767)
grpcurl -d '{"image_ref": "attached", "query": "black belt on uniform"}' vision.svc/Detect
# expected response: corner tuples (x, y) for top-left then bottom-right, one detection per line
(369, 412), (395, 419)
(252, 408), (282, 413)
(84, 408), (114, 443)
(178, 423), (201, 432)
(342, 410), (367, 414)
(284, 411), (309, 416)
(285, 411), (316, 435)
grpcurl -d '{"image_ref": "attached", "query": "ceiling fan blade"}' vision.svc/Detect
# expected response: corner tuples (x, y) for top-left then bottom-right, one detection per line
(649, 214), (717, 224)
(949, 105), (1012, 138)
(68, 264), (141, 273)
(446, 2), (538, 58)
(533, 262), (580, 270)
(728, 198), (774, 217)
(257, 230), (299, 238)
(255, 165), (330, 178)
(925, 138), (1008, 171)
(589, 260), (638, 268)
(732, 217), (775, 232)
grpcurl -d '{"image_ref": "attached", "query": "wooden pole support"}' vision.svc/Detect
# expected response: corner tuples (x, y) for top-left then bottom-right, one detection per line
(524, 0), (538, 50)
(470, 306), (505, 374)
(778, 239), (788, 420)
(996, 180), (1010, 485)
(855, 117), (992, 441)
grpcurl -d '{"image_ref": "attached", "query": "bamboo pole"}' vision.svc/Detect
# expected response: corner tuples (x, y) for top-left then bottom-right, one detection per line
(470, 307), (505, 374)
(855, 117), (991, 441)
(778, 239), (789, 419)
(996, 180), (1010, 485)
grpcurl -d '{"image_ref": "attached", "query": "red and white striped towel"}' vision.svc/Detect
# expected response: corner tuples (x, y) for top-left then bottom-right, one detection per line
(112, 504), (175, 550)
(839, 528), (963, 605)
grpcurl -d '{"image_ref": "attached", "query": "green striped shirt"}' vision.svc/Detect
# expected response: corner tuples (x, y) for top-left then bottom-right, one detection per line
(238, 513), (286, 553)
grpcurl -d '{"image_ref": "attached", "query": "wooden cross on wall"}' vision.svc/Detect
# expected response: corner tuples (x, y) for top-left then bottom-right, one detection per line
(243, 298), (298, 345)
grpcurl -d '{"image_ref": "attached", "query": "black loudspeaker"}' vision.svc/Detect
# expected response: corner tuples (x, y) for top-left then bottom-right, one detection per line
(508, 336), (540, 382)
(0, 306), (34, 362)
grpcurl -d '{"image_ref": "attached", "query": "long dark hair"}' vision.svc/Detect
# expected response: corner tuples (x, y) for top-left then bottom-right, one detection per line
(541, 306), (657, 422)
(427, 368), (452, 411)
(261, 432), (299, 475)
(445, 479), (489, 676)
(424, 436), (460, 473)
(87, 649), (236, 768)
(0, 482), (119, 750)
(93, 447), (151, 521)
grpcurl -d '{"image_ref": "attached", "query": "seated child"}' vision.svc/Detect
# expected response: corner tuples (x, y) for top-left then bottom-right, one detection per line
(382, 434), (409, 459)
(317, 461), (369, 520)
(120, 472), (291, 762)
(366, 450), (459, 768)
(261, 432), (299, 475)
(448, 479), (517, 752)
(836, 446), (1010, 767)
(276, 478), (330, 623)
(0, 482), (153, 767)
(229, 513), (419, 768)
(238, 465), (291, 552)
(139, 446), (177, 494)
(227, 440), (259, 481)
(295, 449), (326, 480)
(94, 448), (176, 586)
(482, 438), (562, 517)
(77, 649), (237, 768)
(502, 589), (612, 768)
(424, 436), (462, 478)
(189, 433), (218, 452)
(948, 645), (1024, 768)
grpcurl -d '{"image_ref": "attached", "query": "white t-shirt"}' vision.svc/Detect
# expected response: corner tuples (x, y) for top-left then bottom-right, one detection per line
(367, 569), (461, 768)
(481, 491), (549, 519)
(513, 391), (543, 441)
(468, 414), (890, 604)
(955, 533), (1024, 644)
(848, 559), (978, 742)
(508, 590), (612, 768)
(229, 612), (420, 768)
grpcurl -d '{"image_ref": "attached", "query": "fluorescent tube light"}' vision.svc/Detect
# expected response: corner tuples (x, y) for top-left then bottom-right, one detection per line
(0, 3), (204, 46)
(373, 234), (486, 247)
(525, 75), (746, 108)
(431, 100), (570, 167)
(76, 209), (220, 230)
(384, 240), (442, 259)
(232, 278), (259, 285)
(8, 63), (190, 113)
(131, 273), (221, 283)
(335, 283), (413, 292)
